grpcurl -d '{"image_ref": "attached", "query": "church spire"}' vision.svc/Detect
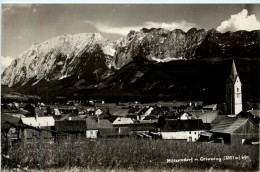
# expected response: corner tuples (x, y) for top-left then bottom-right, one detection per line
(229, 59), (238, 82)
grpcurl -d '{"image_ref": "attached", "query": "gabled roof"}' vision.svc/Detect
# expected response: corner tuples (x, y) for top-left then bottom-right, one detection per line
(98, 119), (113, 128)
(210, 118), (249, 134)
(55, 120), (87, 133)
(187, 110), (219, 123)
(37, 116), (55, 126)
(86, 118), (98, 130)
(198, 111), (218, 124)
(21, 116), (55, 127)
(2, 113), (21, 125)
(112, 117), (134, 125)
(162, 119), (205, 132)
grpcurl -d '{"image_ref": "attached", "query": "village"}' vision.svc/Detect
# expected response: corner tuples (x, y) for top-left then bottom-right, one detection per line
(2, 60), (259, 155)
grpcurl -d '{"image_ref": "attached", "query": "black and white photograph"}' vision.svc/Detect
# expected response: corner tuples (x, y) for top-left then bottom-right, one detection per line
(1, 2), (260, 172)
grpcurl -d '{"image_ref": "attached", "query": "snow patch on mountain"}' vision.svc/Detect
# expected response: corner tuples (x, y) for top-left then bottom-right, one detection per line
(150, 56), (185, 63)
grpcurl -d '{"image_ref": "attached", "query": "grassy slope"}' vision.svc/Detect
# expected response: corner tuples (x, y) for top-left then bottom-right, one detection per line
(2, 138), (259, 171)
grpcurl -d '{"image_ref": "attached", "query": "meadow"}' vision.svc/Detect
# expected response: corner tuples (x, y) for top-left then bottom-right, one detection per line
(2, 138), (259, 171)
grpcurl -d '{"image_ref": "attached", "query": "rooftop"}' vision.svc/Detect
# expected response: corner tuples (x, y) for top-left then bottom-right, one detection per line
(210, 118), (249, 134)
(162, 119), (205, 132)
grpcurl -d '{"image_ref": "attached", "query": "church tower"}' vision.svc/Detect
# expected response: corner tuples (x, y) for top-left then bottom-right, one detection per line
(226, 59), (242, 115)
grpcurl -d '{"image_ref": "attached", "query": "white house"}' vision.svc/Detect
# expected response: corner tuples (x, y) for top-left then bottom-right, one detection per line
(161, 119), (205, 142)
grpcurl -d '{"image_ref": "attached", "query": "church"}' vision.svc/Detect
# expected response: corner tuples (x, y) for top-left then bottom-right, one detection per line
(226, 60), (242, 115)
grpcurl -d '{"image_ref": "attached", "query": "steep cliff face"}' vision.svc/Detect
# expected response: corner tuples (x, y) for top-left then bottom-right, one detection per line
(2, 33), (116, 87)
(2, 28), (259, 89)
(112, 28), (208, 68)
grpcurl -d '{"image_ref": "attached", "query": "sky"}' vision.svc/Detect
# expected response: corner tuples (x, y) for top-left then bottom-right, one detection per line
(1, 4), (260, 71)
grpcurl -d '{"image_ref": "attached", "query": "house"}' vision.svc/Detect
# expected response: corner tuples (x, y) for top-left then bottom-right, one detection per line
(86, 118), (114, 138)
(113, 123), (158, 133)
(176, 112), (193, 120)
(55, 120), (87, 139)
(2, 113), (22, 146)
(2, 113), (55, 147)
(98, 127), (131, 138)
(2, 120), (42, 154)
(161, 119), (205, 142)
(208, 117), (259, 144)
(86, 118), (99, 138)
(112, 117), (135, 125)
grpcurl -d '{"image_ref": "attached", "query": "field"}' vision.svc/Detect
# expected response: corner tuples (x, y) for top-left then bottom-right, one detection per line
(2, 138), (259, 171)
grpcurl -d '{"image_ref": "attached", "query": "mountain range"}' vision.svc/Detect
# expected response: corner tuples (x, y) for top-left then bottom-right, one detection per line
(2, 28), (259, 103)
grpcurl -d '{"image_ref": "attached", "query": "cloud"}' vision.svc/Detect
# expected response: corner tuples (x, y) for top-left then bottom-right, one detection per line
(85, 20), (197, 36)
(1, 56), (14, 73)
(217, 9), (260, 33)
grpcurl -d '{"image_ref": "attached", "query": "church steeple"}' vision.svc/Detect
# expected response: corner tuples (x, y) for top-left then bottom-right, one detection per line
(226, 59), (242, 115)
(229, 59), (238, 83)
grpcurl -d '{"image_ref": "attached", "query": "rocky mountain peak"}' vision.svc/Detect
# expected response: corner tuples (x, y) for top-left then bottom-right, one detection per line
(2, 28), (259, 89)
